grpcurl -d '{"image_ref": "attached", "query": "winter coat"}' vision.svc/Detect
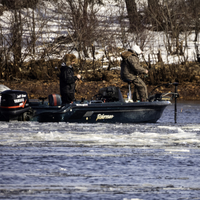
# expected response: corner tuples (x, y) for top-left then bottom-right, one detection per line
(120, 50), (146, 81)
(60, 62), (78, 95)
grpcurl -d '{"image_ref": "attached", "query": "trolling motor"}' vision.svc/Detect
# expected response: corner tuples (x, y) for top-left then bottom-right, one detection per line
(148, 82), (179, 123)
(162, 82), (179, 123)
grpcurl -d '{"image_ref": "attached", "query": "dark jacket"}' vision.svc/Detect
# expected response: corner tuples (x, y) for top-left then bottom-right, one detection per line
(60, 62), (78, 95)
(120, 50), (146, 81)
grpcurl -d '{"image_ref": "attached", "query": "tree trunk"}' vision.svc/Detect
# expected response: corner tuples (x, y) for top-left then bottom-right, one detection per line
(82, 0), (89, 57)
(148, 0), (159, 10)
(13, 10), (21, 70)
(124, 0), (139, 32)
(148, 0), (160, 29)
(32, 9), (36, 54)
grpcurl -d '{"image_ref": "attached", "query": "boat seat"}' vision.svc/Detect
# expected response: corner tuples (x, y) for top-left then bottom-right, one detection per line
(122, 79), (132, 101)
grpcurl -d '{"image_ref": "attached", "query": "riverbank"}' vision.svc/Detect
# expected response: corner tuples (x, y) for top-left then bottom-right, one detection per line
(3, 69), (200, 101)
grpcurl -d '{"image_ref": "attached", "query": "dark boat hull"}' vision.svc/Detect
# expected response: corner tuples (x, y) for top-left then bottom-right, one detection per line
(29, 101), (171, 123)
(0, 86), (174, 123)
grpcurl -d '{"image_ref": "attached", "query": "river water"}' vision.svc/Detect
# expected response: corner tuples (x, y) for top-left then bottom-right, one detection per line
(0, 101), (200, 200)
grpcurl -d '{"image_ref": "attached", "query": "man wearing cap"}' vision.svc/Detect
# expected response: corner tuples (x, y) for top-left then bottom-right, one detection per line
(120, 44), (148, 102)
(60, 54), (81, 104)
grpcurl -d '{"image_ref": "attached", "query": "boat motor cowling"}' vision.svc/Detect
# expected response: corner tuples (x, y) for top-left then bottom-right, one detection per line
(0, 90), (30, 120)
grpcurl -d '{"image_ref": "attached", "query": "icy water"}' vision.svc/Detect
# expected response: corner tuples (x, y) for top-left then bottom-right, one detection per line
(0, 102), (200, 200)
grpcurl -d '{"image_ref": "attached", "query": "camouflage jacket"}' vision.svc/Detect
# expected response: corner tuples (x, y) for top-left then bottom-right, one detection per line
(120, 50), (146, 81)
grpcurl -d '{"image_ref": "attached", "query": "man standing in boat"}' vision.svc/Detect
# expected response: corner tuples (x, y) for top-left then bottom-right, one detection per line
(60, 54), (81, 104)
(120, 43), (148, 102)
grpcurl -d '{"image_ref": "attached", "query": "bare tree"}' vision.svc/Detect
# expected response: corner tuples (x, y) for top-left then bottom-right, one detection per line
(0, 0), (57, 79)
(188, 0), (200, 43)
(187, 0), (200, 61)
(54, 0), (98, 57)
(1, 0), (24, 78)
(144, 0), (192, 63)
(124, 0), (140, 32)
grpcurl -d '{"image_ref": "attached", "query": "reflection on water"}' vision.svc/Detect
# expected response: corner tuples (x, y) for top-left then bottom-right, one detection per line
(0, 102), (200, 200)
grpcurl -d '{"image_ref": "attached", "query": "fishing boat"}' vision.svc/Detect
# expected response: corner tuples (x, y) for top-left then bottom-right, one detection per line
(0, 83), (179, 123)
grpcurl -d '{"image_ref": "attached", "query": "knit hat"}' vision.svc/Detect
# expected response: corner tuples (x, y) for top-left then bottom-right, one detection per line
(63, 54), (76, 65)
(69, 54), (76, 62)
(130, 44), (143, 54)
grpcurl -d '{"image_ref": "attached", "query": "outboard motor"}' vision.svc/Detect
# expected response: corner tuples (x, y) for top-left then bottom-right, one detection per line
(0, 90), (30, 121)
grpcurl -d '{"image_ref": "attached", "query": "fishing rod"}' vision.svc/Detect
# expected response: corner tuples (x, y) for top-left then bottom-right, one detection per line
(141, 51), (179, 123)
(142, 53), (151, 70)
(64, 28), (86, 89)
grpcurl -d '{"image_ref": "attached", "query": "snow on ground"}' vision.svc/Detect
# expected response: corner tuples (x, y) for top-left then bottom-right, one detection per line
(0, 0), (199, 66)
